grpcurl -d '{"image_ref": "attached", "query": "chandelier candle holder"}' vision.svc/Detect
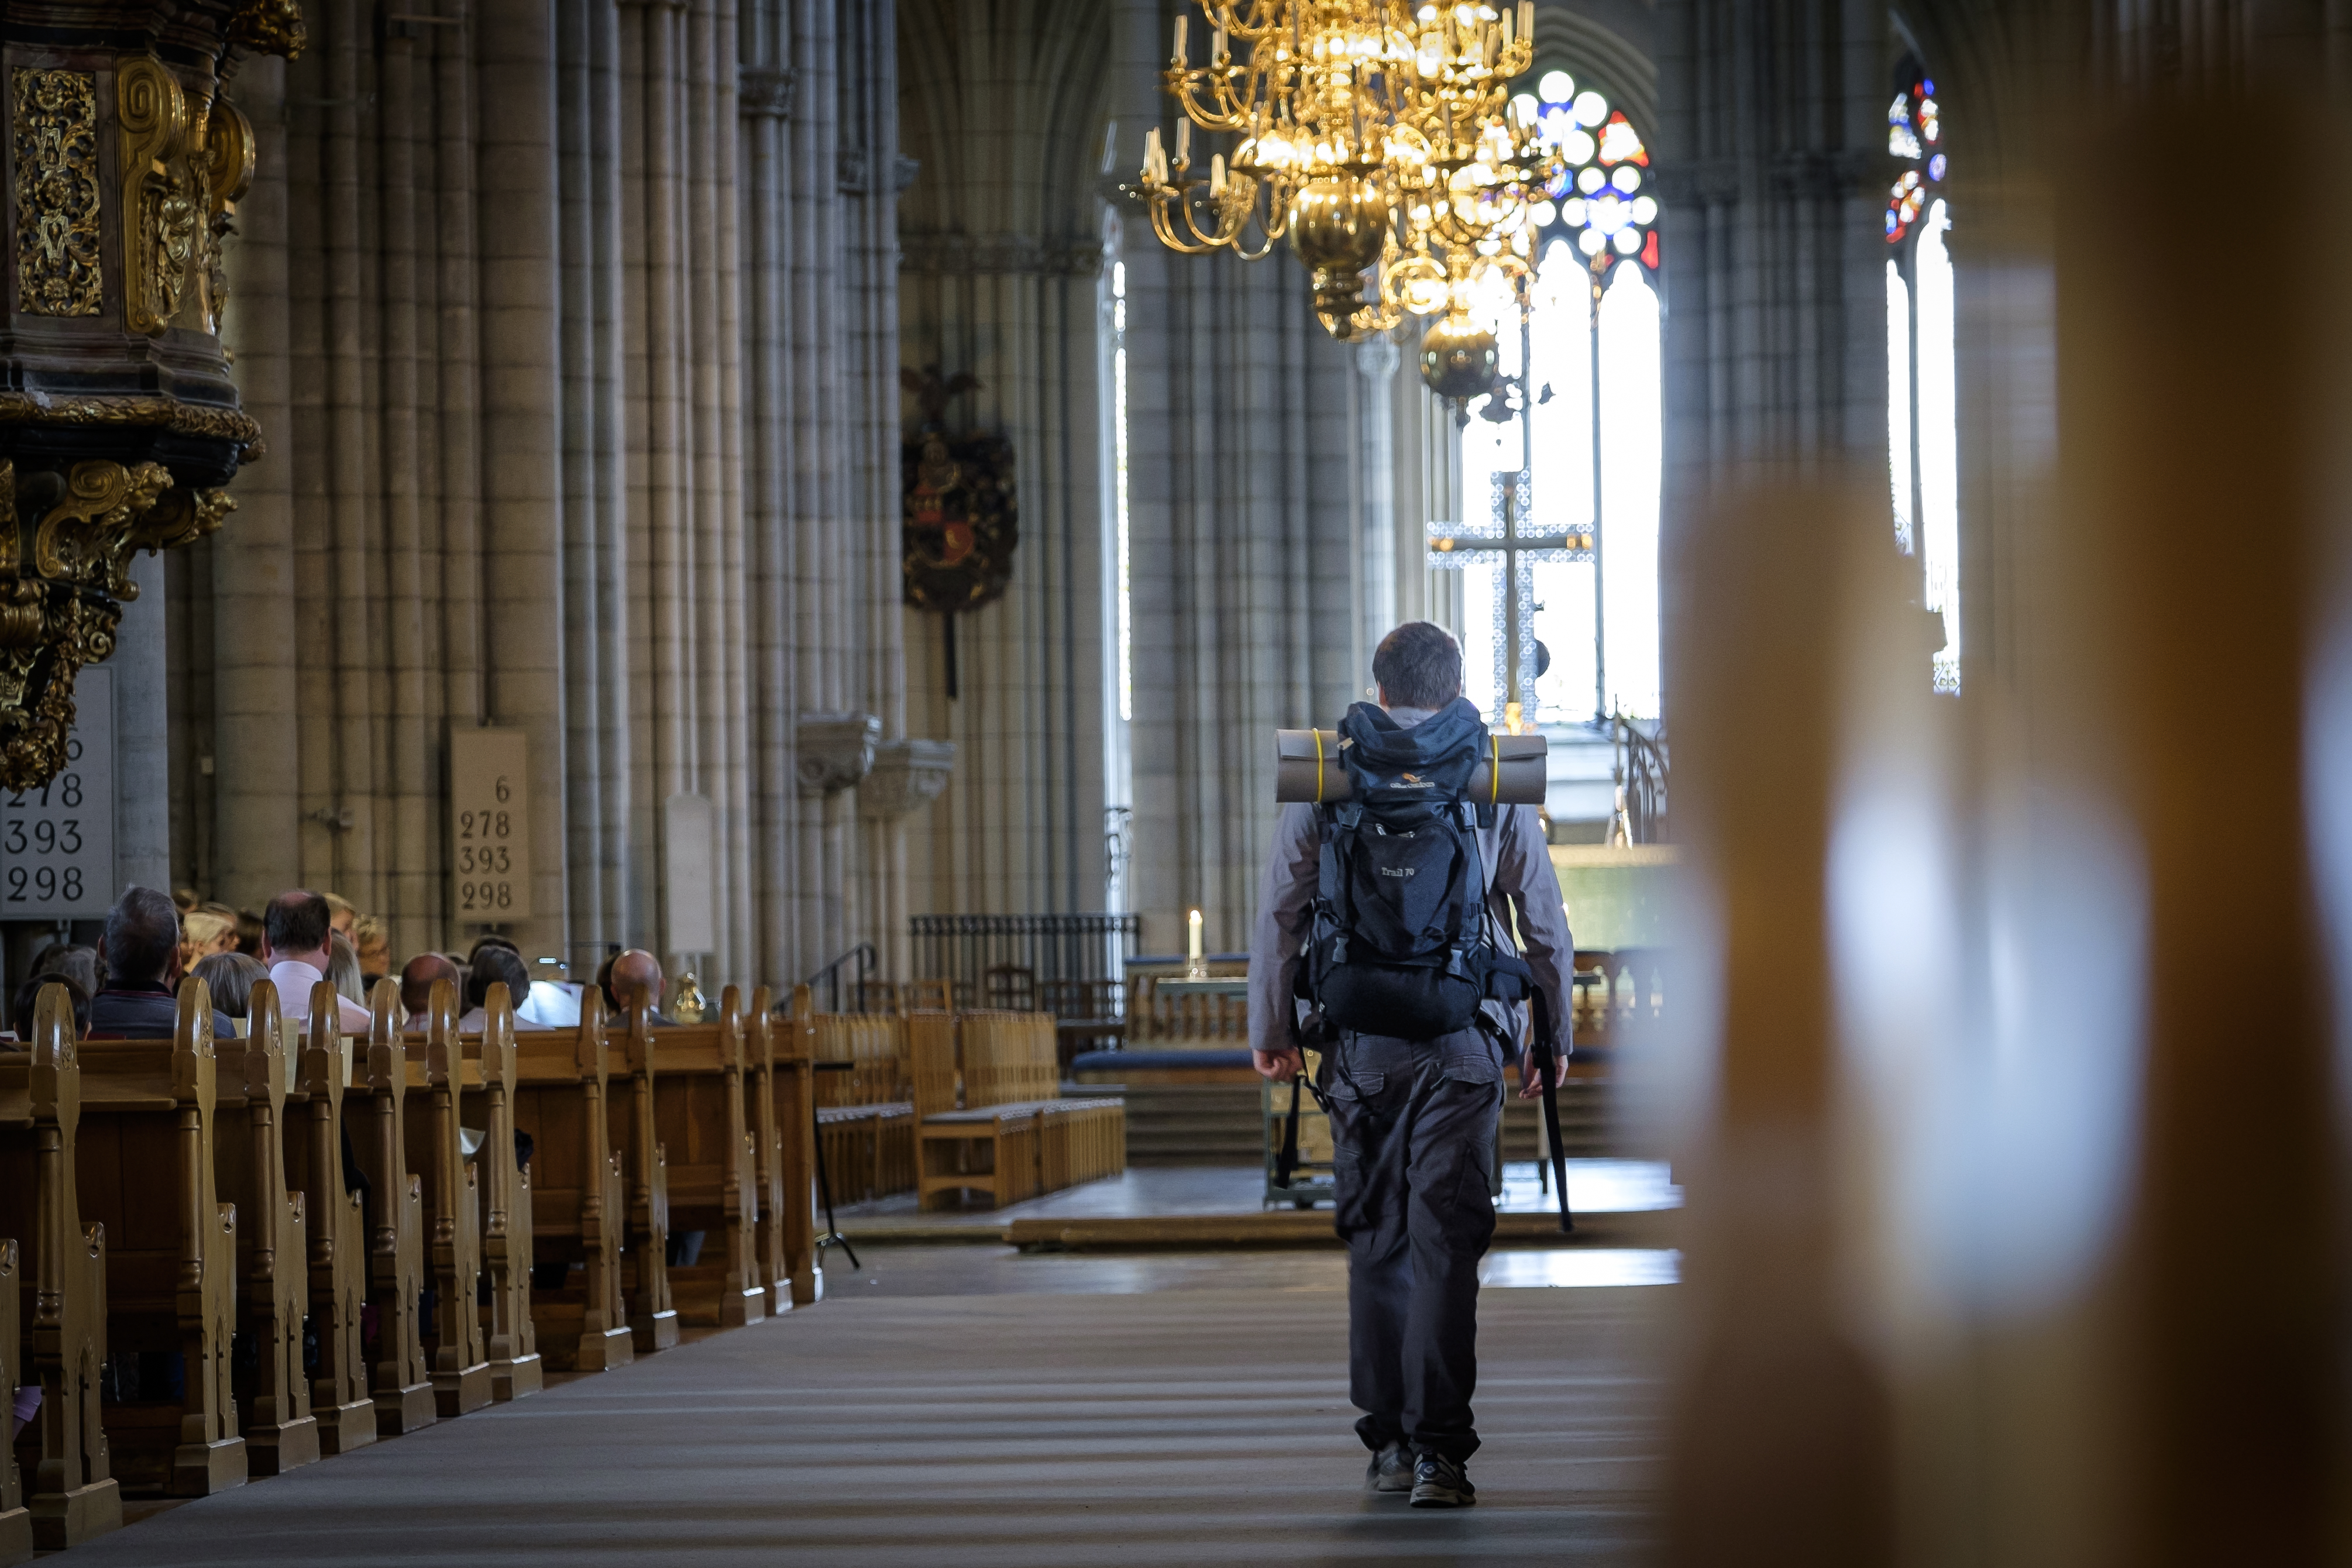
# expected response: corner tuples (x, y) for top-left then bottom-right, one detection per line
(1133, 0), (1563, 398)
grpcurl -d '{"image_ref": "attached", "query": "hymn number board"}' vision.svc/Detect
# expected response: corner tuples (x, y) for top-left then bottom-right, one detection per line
(449, 727), (532, 921)
(0, 668), (114, 919)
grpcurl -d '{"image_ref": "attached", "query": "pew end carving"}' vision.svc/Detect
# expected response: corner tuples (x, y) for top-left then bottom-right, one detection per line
(294, 982), (375, 1453)
(471, 989), (544, 1401)
(355, 980), (435, 1436)
(617, 1000), (679, 1352)
(218, 982), (319, 1476)
(415, 981), (492, 1416)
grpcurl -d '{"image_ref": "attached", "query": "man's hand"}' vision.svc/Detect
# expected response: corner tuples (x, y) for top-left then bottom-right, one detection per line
(1519, 1050), (1563, 1101)
(1254, 1046), (1303, 1082)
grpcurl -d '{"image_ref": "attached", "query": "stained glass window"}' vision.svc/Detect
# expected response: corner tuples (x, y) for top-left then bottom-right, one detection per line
(1885, 62), (1961, 694)
(1454, 70), (1663, 728)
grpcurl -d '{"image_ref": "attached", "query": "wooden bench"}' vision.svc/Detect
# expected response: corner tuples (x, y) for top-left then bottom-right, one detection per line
(611, 1002), (678, 1352)
(411, 982), (491, 1416)
(349, 982), (435, 1437)
(218, 983), (318, 1476)
(469, 991), (544, 1401)
(288, 982), (374, 1453)
(0, 986), (119, 1549)
(912, 1010), (1126, 1209)
(753, 990), (818, 1308)
(809, 1009), (914, 1203)
(74, 988), (243, 1496)
(631, 995), (764, 1329)
(513, 996), (635, 1372)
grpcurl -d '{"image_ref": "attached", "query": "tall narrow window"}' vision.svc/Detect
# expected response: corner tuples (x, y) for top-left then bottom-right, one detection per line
(1447, 68), (1663, 730)
(1886, 64), (1961, 694)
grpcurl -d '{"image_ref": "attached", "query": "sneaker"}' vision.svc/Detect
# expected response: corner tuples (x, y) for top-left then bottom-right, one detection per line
(1364, 1439), (1414, 1495)
(1409, 1452), (1476, 1508)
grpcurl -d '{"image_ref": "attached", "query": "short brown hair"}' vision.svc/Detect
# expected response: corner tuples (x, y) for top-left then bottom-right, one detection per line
(1373, 621), (1464, 709)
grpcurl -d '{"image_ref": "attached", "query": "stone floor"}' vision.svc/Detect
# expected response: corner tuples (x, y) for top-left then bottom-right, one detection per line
(70, 1241), (1674, 1566)
(834, 1159), (1683, 1236)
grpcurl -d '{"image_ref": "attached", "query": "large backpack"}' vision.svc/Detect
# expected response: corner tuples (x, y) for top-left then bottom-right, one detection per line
(1288, 696), (1575, 1232)
(1305, 698), (1500, 1041)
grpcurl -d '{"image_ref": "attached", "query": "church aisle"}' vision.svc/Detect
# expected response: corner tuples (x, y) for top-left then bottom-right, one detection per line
(70, 1262), (1666, 1566)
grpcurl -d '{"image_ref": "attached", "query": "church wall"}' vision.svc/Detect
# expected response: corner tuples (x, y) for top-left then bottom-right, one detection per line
(169, 0), (905, 993)
(895, 0), (1116, 927)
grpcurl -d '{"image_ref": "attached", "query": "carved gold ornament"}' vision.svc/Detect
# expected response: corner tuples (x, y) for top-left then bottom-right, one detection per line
(116, 56), (194, 336)
(228, 0), (310, 61)
(12, 70), (103, 317)
(0, 460), (231, 789)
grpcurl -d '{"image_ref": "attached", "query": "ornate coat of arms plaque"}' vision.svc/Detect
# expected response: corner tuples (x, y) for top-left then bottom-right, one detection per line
(901, 366), (1016, 615)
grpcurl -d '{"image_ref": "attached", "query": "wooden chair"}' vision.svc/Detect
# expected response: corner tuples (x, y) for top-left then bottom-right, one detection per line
(218, 981), (318, 1475)
(414, 980), (491, 1415)
(614, 999), (679, 1352)
(292, 982), (374, 1453)
(473, 988), (543, 1401)
(75, 986), (243, 1495)
(904, 979), (952, 1013)
(0, 985), (119, 1549)
(511, 994), (634, 1372)
(349, 981), (434, 1436)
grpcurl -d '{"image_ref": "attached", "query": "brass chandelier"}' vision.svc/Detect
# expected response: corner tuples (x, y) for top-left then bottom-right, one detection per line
(1133, 0), (1554, 398)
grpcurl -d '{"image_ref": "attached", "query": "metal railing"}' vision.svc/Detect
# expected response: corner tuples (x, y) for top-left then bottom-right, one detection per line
(803, 941), (877, 1014)
(1612, 714), (1669, 844)
(908, 913), (1140, 1010)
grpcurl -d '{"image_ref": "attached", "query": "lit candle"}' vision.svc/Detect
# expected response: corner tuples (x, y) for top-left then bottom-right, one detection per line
(1189, 909), (1204, 962)
(1209, 153), (1226, 195)
(1173, 14), (1188, 61)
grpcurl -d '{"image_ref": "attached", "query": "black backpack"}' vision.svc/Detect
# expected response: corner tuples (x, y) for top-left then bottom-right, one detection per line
(1305, 698), (1500, 1041)
(1287, 696), (1574, 1232)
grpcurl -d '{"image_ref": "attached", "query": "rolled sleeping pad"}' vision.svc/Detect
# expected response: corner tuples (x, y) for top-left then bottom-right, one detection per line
(1274, 729), (1548, 804)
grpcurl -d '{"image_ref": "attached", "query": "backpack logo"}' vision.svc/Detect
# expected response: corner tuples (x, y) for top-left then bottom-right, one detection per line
(1378, 866), (1416, 879)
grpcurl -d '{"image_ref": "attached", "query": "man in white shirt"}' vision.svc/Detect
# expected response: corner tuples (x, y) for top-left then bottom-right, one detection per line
(262, 890), (373, 1032)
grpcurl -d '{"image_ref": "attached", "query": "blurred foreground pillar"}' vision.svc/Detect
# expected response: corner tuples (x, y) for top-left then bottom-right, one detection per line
(2055, 95), (2349, 1566)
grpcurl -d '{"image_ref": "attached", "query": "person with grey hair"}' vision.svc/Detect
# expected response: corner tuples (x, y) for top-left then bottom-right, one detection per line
(192, 951), (268, 1022)
(1248, 620), (1575, 1509)
(90, 885), (232, 1040)
(327, 934), (366, 1009)
(27, 941), (99, 1006)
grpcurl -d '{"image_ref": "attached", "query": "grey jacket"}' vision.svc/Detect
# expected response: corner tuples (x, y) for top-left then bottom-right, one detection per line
(1247, 706), (1576, 1076)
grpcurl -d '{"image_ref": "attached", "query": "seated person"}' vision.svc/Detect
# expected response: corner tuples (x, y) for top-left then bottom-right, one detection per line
(262, 889), (373, 1031)
(88, 885), (233, 1040)
(458, 944), (553, 1031)
(401, 952), (459, 1027)
(354, 916), (392, 989)
(328, 933), (367, 1008)
(11, 974), (88, 1039)
(596, 947), (678, 1026)
(26, 940), (99, 1007)
(192, 951), (267, 1022)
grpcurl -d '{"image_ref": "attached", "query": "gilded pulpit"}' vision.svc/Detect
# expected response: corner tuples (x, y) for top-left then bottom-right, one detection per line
(0, 4), (300, 788)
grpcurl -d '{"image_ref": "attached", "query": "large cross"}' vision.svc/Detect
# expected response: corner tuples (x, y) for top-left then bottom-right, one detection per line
(1428, 468), (1592, 731)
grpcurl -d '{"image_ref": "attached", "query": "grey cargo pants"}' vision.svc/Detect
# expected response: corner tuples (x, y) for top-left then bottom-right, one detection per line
(1323, 1034), (1502, 1464)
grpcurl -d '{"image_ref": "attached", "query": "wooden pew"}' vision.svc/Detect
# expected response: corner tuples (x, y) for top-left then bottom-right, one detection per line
(471, 989), (543, 1401)
(750, 988), (818, 1309)
(412, 981), (491, 1415)
(291, 982), (373, 1453)
(633, 993), (764, 1329)
(216, 982), (318, 1476)
(0, 1234), (23, 1567)
(512, 996), (634, 1372)
(614, 1000), (679, 1352)
(349, 981), (434, 1436)
(0, 986), (119, 1548)
(75, 987), (243, 1495)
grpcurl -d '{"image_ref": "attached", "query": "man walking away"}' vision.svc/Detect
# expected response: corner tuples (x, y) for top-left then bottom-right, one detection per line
(1247, 621), (1575, 1508)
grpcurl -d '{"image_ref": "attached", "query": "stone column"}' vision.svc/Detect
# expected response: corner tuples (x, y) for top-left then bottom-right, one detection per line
(476, 0), (572, 962)
(212, 55), (304, 912)
(114, 552), (170, 893)
(1353, 339), (1401, 694)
